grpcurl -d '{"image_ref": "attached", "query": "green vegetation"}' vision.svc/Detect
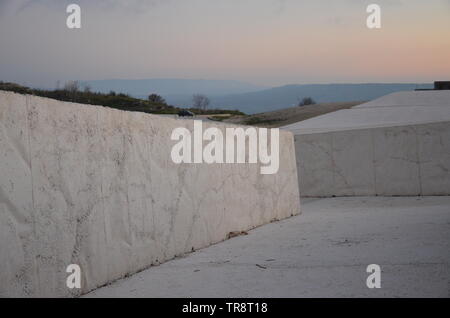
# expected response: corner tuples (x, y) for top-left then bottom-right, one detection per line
(0, 81), (245, 116)
(148, 93), (166, 104)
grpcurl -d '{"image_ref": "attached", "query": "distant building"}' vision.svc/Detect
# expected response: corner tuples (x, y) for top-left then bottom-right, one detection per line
(434, 81), (450, 90)
(416, 81), (450, 91)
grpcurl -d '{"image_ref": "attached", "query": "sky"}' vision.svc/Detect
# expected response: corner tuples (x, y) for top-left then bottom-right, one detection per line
(0, 0), (449, 88)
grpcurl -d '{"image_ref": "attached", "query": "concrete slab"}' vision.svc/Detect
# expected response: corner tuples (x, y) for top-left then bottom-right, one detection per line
(0, 91), (301, 297)
(372, 125), (421, 196)
(283, 91), (450, 135)
(85, 196), (450, 298)
(417, 122), (450, 195)
(294, 133), (334, 197)
(286, 90), (450, 197)
(332, 129), (375, 196)
(354, 91), (450, 109)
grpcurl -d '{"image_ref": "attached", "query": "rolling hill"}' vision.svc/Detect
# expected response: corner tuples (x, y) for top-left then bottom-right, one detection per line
(208, 83), (432, 114)
(82, 79), (266, 98)
(81, 80), (432, 114)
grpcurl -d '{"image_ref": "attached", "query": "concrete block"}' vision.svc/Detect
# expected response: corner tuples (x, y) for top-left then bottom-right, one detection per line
(0, 91), (301, 297)
(417, 122), (450, 195)
(0, 93), (34, 297)
(295, 133), (333, 197)
(332, 129), (376, 196)
(372, 126), (420, 196)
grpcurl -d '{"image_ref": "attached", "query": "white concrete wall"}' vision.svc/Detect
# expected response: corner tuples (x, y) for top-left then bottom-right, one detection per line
(0, 91), (301, 297)
(295, 122), (450, 197)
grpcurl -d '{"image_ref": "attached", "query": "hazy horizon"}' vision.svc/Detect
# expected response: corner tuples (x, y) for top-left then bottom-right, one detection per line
(1, 0), (449, 88)
(11, 78), (437, 92)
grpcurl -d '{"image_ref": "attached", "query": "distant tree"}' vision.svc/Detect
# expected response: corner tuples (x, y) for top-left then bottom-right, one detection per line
(83, 84), (92, 93)
(63, 80), (80, 101)
(148, 93), (166, 104)
(0, 80), (246, 117)
(192, 94), (210, 111)
(298, 97), (316, 107)
(63, 80), (80, 93)
(108, 91), (116, 96)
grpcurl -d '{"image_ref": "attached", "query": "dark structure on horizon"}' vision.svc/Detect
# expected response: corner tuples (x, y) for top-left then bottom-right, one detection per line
(416, 81), (450, 91)
(434, 81), (450, 90)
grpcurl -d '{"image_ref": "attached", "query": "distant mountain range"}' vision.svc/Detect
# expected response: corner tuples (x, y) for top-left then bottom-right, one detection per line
(205, 83), (433, 114)
(82, 79), (266, 97)
(82, 79), (432, 114)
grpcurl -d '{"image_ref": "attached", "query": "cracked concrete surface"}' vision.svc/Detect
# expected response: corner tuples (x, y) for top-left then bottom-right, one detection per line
(0, 91), (301, 297)
(86, 196), (450, 298)
(285, 91), (450, 197)
(292, 122), (450, 197)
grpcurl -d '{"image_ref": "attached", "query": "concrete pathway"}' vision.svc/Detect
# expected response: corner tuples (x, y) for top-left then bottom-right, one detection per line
(85, 197), (450, 298)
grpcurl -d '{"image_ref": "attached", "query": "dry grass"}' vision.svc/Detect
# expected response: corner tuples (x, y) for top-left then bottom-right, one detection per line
(223, 101), (364, 128)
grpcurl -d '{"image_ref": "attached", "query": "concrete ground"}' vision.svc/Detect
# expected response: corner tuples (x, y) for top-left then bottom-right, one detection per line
(85, 196), (450, 298)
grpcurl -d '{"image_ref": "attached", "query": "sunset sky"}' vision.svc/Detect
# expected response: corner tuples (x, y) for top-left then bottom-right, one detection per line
(0, 0), (449, 87)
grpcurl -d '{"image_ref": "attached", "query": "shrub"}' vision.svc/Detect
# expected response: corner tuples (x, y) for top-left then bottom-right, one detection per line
(298, 97), (316, 106)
